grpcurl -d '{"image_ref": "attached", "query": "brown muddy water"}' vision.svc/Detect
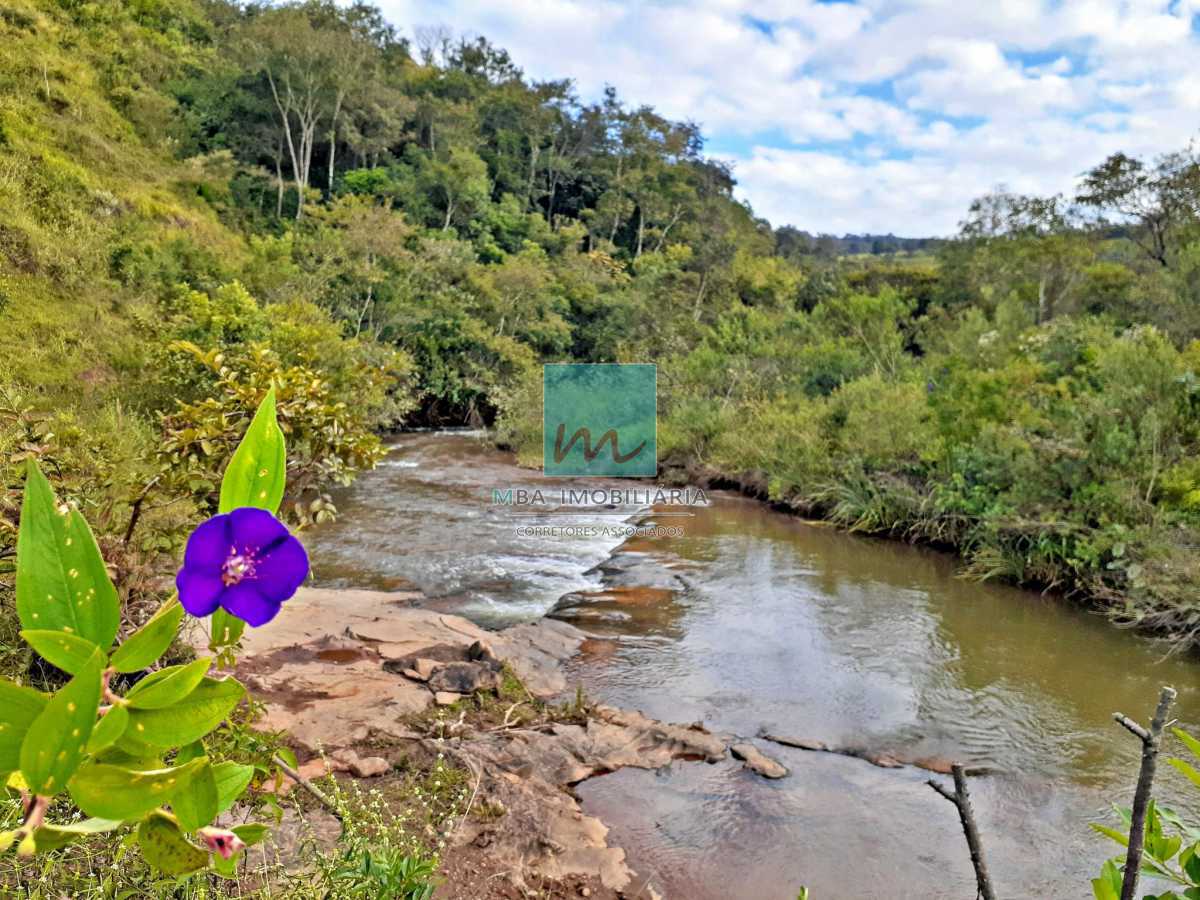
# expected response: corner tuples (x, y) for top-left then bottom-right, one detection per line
(307, 431), (1200, 899)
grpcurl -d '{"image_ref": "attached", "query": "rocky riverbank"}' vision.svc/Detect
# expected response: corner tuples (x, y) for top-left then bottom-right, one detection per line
(216, 584), (786, 898)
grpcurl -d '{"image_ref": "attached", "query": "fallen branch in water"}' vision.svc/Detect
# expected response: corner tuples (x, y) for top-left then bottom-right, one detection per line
(1112, 685), (1176, 900)
(927, 764), (995, 900)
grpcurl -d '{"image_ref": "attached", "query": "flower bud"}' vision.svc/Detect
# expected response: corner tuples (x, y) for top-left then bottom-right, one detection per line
(197, 827), (246, 859)
(0, 830), (15, 853)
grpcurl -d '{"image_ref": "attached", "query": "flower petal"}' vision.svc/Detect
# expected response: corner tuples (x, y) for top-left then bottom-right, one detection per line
(220, 583), (280, 627)
(184, 514), (231, 572)
(252, 536), (309, 603)
(229, 507), (288, 554)
(198, 827), (245, 860)
(176, 567), (224, 618)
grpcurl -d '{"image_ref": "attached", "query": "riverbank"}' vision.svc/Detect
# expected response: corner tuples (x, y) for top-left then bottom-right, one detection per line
(652, 452), (1196, 652)
(224, 585), (789, 898)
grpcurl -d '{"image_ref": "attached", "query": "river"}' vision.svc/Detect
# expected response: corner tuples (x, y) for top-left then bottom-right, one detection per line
(306, 431), (1200, 899)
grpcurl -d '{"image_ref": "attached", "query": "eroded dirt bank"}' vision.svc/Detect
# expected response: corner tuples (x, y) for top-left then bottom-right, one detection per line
(217, 585), (781, 898)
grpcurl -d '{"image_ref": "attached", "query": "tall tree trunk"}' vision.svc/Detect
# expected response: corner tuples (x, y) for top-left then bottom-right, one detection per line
(608, 157), (624, 243)
(356, 283), (373, 337)
(692, 270), (708, 320)
(654, 206), (683, 252)
(274, 153), (284, 218)
(296, 111), (319, 219)
(443, 198), (455, 231)
(635, 204), (645, 258)
(546, 170), (559, 228)
(327, 90), (344, 195)
(526, 144), (539, 211)
(266, 71), (303, 219)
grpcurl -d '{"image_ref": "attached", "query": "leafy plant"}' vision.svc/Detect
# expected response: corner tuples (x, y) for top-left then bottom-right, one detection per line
(1092, 729), (1200, 899)
(328, 847), (438, 900)
(0, 390), (299, 877)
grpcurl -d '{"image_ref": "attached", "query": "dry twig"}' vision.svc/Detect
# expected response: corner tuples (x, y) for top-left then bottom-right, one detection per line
(927, 764), (995, 900)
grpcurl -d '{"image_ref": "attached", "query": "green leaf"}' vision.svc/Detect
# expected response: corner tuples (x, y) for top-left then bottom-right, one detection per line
(1091, 858), (1122, 900)
(21, 630), (102, 675)
(232, 823), (268, 847)
(32, 817), (123, 853)
(176, 741), (205, 765)
(212, 761), (255, 814)
(211, 389), (286, 647)
(1185, 842), (1200, 884)
(125, 677), (245, 748)
(94, 745), (163, 770)
(212, 846), (242, 878)
(16, 460), (119, 650)
(111, 600), (183, 674)
(212, 821), (270, 877)
(219, 387), (286, 515)
(126, 657), (212, 710)
(209, 608), (246, 652)
(20, 649), (103, 796)
(137, 811), (209, 876)
(69, 758), (206, 820)
(86, 705), (129, 755)
(110, 724), (167, 761)
(1153, 834), (1184, 863)
(1175, 728), (1200, 763)
(172, 761), (218, 833)
(1090, 822), (1130, 847)
(0, 681), (47, 775)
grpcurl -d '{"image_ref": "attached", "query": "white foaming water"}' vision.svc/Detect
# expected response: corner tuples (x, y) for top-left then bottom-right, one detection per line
(306, 431), (645, 626)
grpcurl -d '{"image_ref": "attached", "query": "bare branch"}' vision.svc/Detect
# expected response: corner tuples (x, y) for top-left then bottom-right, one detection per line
(1116, 685), (1176, 900)
(927, 764), (996, 900)
(1112, 713), (1150, 743)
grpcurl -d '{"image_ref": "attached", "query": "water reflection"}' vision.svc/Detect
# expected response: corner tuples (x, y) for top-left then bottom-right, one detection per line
(572, 493), (1200, 898)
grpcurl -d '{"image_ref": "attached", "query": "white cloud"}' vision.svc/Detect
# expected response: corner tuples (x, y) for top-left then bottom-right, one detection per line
(374, 0), (1200, 235)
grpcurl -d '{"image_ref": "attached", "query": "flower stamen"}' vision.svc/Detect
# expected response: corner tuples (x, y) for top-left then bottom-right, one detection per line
(221, 547), (258, 586)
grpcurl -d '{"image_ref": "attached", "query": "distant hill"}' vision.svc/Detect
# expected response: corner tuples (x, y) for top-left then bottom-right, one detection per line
(774, 226), (944, 257)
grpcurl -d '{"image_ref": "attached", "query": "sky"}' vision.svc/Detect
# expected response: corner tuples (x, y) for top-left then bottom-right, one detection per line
(374, 0), (1200, 237)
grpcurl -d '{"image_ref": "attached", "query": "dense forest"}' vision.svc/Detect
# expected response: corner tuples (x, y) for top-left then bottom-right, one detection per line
(5, 0), (1200, 680)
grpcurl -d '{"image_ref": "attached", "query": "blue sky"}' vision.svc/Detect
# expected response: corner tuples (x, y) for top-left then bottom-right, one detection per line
(376, 0), (1200, 236)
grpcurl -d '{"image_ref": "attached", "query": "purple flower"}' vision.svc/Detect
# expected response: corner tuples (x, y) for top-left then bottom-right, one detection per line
(176, 507), (308, 627)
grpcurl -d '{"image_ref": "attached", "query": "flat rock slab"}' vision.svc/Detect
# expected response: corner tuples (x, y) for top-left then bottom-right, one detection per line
(204, 587), (717, 897)
(447, 706), (722, 895)
(195, 587), (586, 753)
(584, 551), (690, 590)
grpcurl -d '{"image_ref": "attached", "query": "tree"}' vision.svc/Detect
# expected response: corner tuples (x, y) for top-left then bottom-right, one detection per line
(304, 195), (415, 335)
(1076, 150), (1200, 268)
(421, 146), (491, 232)
(237, 4), (349, 218)
(960, 190), (1093, 323)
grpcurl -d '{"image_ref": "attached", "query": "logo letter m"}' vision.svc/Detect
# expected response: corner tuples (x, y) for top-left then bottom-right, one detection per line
(553, 425), (645, 464)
